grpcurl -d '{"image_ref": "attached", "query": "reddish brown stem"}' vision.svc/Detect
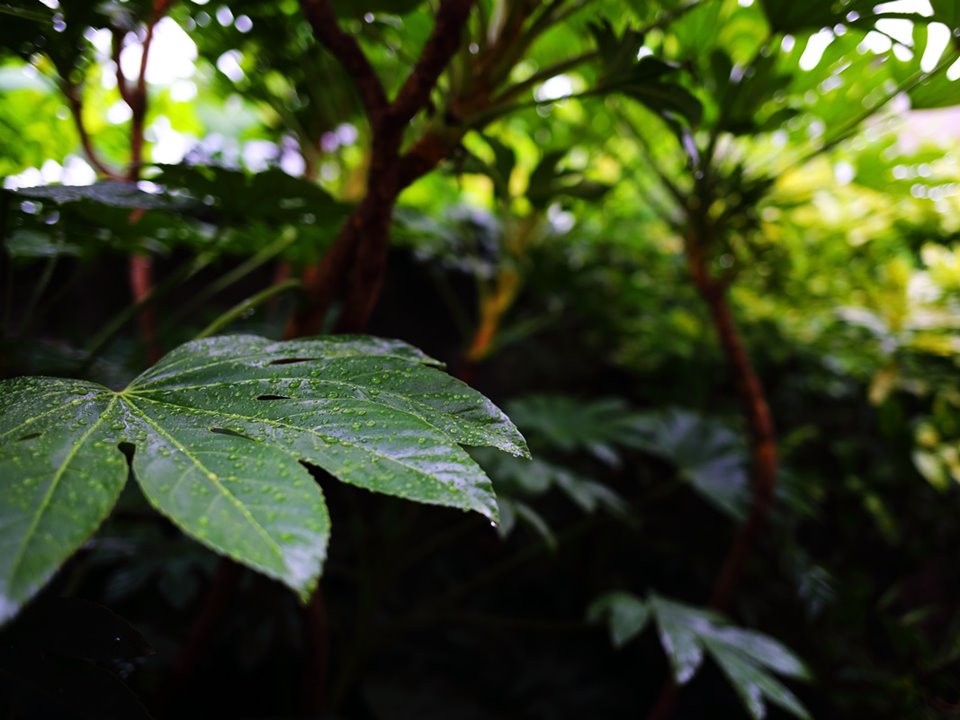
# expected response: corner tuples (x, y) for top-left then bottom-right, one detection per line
(685, 236), (777, 612)
(121, 1), (170, 364)
(299, 0), (388, 121)
(170, 560), (244, 699)
(647, 235), (778, 720)
(387, 0), (476, 126)
(287, 0), (474, 337)
(647, 680), (680, 720)
(64, 86), (121, 179)
(128, 253), (159, 363)
(299, 589), (330, 714)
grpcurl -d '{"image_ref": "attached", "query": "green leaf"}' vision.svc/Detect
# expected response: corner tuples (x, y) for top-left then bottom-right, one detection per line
(631, 409), (750, 519)
(333, 0), (426, 17)
(511, 500), (557, 548)
(151, 164), (349, 228)
(703, 638), (811, 720)
(5, 230), (81, 259)
(931, 0), (960, 30)
(586, 21), (703, 128)
(505, 395), (641, 462)
(648, 594), (710, 683)
(588, 592), (651, 647)
(0, 335), (528, 624)
(0, 380), (130, 625)
(699, 625), (810, 680)
(646, 594), (811, 720)
(11, 182), (182, 210)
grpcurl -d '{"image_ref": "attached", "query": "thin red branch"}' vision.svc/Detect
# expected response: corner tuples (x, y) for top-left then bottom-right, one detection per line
(111, 29), (135, 108)
(170, 560), (244, 702)
(685, 236), (777, 610)
(647, 681), (680, 720)
(299, 0), (388, 121)
(119, 1), (173, 363)
(647, 234), (779, 720)
(299, 589), (330, 714)
(332, 193), (397, 332)
(283, 216), (359, 338)
(63, 85), (122, 179)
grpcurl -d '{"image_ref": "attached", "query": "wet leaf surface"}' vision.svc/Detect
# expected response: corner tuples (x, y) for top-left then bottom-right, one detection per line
(0, 334), (527, 623)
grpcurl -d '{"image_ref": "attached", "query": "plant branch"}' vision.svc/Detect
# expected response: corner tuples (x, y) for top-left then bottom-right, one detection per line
(388, 0), (477, 126)
(167, 227), (298, 326)
(169, 560), (244, 708)
(195, 278), (302, 340)
(120, 1), (174, 364)
(63, 84), (122, 179)
(112, 29), (136, 109)
(686, 236), (777, 612)
(646, 233), (779, 720)
(290, 2), (477, 335)
(298, 0), (388, 121)
(615, 106), (689, 207)
(82, 251), (216, 368)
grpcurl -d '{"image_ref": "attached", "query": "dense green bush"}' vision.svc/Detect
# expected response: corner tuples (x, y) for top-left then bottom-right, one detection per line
(2, 1), (960, 718)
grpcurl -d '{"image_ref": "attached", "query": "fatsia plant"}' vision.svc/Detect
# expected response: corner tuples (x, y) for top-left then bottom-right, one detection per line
(0, 333), (528, 624)
(589, 592), (811, 720)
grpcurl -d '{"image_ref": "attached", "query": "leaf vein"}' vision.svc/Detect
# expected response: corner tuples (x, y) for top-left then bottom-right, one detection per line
(122, 399), (285, 563)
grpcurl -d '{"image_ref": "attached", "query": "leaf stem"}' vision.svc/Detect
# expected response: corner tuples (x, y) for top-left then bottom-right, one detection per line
(83, 251), (217, 367)
(17, 241), (61, 338)
(166, 227), (299, 327)
(194, 278), (302, 340)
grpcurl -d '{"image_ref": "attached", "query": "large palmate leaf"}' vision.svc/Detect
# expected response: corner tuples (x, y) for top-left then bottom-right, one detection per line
(0, 334), (528, 624)
(631, 408), (750, 519)
(11, 182), (183, 210)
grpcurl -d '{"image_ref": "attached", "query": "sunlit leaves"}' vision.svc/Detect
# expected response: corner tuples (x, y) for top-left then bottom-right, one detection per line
(0, 334), (528, 624)
(588, 19), (703, 128)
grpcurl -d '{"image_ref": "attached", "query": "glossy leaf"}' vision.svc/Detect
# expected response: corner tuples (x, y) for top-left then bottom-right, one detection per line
(588, 20), (703, 127)
(505, 395), (643, 464)
(11, 182), (182, 210)
(704, 638), (811, 720)
(648, 594), (710, 684)
(151, 164), (349, 228)
(592, 591), (810, 718)
(0, 334), (528, 624)
(648, 595), (811, 719)
(631, 409), (750, 519)
(700, 625), (810, 680)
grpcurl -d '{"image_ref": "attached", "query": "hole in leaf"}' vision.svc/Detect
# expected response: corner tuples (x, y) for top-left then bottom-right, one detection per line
(256, 394), (290, 401)
(210, 427), (256, 441)
(17, 432), (41, 442)
(267, 357), (314, 365)
(300, 459), (334, 484)
(118, 442), (136, 479)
